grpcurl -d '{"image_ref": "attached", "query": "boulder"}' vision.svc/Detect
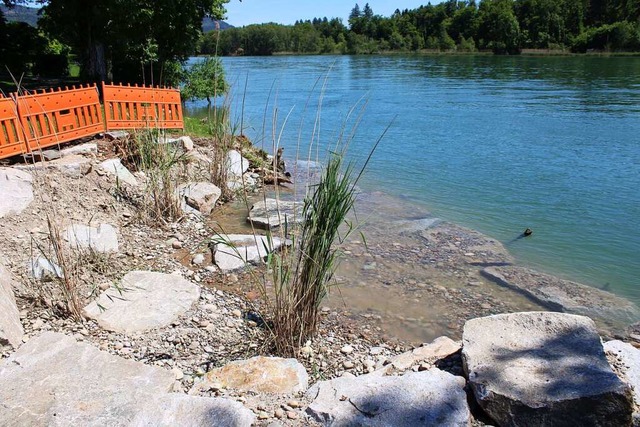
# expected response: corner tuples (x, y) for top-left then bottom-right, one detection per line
(213, 234), (288, 271)
(482, 266), (640, 324)
(0, 261), (24, 349)
(0, 332), (175, 426)
(462, 312), (633, 427)
(83, 271), (200, 333)
(177, 182), (222, 215)
(130, 394), (254, 427)
(306, 369), (470, 426)
(100, 158), (137, 186)
(227, 150), (249, 177)
(197, 356), (308, 394)
(64, 223), (119, 253)
(248, 198), (304, 229)
(605, 340), (640, 421)
(0, 168), (33, 218)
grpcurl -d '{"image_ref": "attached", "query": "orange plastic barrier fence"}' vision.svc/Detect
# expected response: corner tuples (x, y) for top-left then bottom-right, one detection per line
(14, 85), (104, 152)
(0, 94), (27, 159)
(102, 83), (183, 130)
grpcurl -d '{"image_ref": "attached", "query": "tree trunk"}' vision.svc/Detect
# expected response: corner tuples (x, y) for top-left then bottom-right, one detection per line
(86, 41), (108, 82)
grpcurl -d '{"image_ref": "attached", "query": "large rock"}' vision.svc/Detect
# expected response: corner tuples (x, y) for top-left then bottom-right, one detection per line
(462, 312), (633, 427)
(130, 394), (254, 427)
(64, 223), (119, 253)
(100, 158), (137, 186)
(83, 271), (200, 333)
(0, 168), (33, 218)
(197, 356), (308, 394)
(227, 150), (249, 177)
(482, 266), (640, 324)
(177, 182), (222, 215)
(0, 260), (24, 349)
(248, 198), (304, 229)
(306, 369), (470, 426)
(605, 340), (640, 421)
(0, 332), (175, 426)
(213, 234), (288, 271)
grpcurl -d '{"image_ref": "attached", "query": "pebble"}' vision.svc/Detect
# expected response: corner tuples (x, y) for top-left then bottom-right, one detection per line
(343, 360), (355, 369)
(369, 346), (384, 355)
(232, 309), (242, 318)
(192, 254), (205, 265)
(287, 400), (301, 409)
(274, 408), (285, 419)
(257, 412), (270, 420)
(172, 240), (183, 249)
(286, 411), (298, 420)
(340, 344), (354, 354)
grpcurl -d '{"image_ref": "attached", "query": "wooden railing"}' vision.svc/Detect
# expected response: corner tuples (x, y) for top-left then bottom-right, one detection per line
(0, 83), (183, 161)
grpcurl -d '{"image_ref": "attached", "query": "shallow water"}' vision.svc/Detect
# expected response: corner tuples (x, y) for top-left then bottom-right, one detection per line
(188, 54), (640, 317)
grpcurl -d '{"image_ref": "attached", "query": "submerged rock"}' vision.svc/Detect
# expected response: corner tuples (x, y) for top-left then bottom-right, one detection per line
(462, 312), (633, 427)
(482, 266), (640, 324)
(248, 198), (303, 229)
(306, 369), (470, 426)
(213, 234), (288, 271)
(83, 271), (200, 333)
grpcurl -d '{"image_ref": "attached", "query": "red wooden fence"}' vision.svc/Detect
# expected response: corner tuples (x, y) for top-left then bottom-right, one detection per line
(14, 84), (104, 152)
(0, 94), (27, 159)
(0, 83), (184, 161)
(102, 83), (184, 130)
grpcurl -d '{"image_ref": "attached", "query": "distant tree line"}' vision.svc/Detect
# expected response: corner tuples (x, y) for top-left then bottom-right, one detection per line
(200, 0), (640, 56)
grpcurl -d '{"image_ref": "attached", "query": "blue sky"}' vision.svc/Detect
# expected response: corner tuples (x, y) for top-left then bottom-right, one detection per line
(224, 0), (435, 27)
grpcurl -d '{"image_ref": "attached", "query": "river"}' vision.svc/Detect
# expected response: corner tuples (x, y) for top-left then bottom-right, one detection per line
(185, 54), (640, 341)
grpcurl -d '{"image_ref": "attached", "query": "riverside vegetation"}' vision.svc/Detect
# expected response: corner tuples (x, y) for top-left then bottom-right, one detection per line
(200, 0), (640, 56)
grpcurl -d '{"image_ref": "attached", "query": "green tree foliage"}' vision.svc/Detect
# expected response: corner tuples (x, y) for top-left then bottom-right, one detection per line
(197, 0), (640, 57)
(181, 55), (227, 105)
(3, 0), (228, 84)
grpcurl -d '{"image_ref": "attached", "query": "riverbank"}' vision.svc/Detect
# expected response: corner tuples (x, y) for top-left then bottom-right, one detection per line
(2, 133), (640, 425)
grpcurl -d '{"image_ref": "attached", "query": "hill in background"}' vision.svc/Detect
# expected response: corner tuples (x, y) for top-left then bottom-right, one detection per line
(1, 5), (232, 31)
(0, 4), (39, 27)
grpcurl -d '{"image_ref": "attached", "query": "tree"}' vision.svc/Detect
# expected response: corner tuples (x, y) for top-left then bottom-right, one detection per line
(478, 0), (521, 53)
(4, 0), (228, 84)
(181, 56), (227, 106)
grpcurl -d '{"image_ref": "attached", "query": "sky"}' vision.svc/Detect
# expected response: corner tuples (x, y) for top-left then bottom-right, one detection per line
(224, 0), (435, 27)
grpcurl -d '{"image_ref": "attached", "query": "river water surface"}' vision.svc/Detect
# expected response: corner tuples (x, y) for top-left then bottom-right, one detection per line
(186, 55), (640, 341)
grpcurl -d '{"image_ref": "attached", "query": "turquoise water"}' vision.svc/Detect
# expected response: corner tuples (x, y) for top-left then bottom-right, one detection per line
(186, 55), (640, 304)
